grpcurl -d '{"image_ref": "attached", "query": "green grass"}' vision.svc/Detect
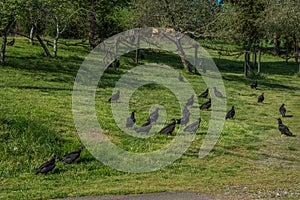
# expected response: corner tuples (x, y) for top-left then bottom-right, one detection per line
(0, 38), (300, 199)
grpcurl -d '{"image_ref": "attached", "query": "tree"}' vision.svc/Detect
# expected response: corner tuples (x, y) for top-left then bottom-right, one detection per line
(74, 0), (130, 49)
(21, 0), (52, 57)
(257, 0), (300, 63)
(0, 0), (21, 65)
(216, 0), (265, 50)
(213, 0), (265, 77)
(131, 0), (222, 71)
(47, 0), (77, 57)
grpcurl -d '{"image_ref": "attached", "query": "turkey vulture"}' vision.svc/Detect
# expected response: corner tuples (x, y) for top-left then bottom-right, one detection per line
(115, 59), (120, 70)
(7, 38), (15, 46)
(251, 81), (257, 89)
(182, 106), (190, 117)
(60, 146), (83, 163)
(184, 118), (201, 133)
(108, 90), (120, 102)
(159, 119), (176, 135)
(126, 110), (136, 128)
(35, 154), (56, 175)
(176, 112), (190, 125)
(225, 106), (235, 119)
(214, 87), (223, 98)
(258, 92), (264, 103)
(135, 121), (152, 133)
(198, 88), (209, 98)
(200, 98), (211, 110)
(279, 104), (286, 117)
(186, 94), (194, 106)
(277, 118), (293, 136)
(178, 73), (185, 82)
(148, 108), (159, 123)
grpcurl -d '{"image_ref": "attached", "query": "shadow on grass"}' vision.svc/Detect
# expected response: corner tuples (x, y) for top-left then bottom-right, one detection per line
(0, 85), (73, 92)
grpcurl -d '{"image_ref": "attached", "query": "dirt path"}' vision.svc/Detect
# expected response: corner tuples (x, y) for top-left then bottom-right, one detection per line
(52, 191), (223, 200)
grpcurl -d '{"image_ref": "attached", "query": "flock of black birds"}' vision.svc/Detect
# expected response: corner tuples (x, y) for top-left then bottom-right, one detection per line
(108, 77), (295, 139)
(250, 82), (295, 137)
(36, 74), (295, 175)
(121, 91), (202, 135)
(35, 146), (83, 175)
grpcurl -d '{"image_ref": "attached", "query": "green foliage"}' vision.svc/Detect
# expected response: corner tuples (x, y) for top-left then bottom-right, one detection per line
(0, 0), (21, 32)
(131, 0), (221, 34)
(215, 0), (265, 49)
(257, 0), (300, 38)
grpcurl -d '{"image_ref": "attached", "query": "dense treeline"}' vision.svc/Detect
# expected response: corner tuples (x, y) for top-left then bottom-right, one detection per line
(1, 0), (299, 72)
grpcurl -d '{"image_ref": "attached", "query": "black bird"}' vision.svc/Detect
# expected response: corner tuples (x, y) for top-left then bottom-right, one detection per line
(35, 154), (56, 175)
(108, 90), (120, 102)
(148, 107), (159, 123)
(176, 112), (190, 125)
(251, 81), (257, 89)
(279, 104), (286, 117)
(202, 65), (207, 74)
(7, 38), (15, 46)
(200, 98), (211, 110)
(60, 146), (83, 163)
(214, 87), (223, 98)
(184, 118), (201, 133)
(182, 106), (190, 117)
(178, 73), (185, 82)
(115, 59), (120, 70)
(258, 92), (264, 103)
(159, 119), (176, 135)
(186, 94), (194, 106)
(198, 88), (209, 98)
(225, 105), (235, 119)
(135, 121), (152, 133)
(126, 110), (136, 128)
(277, 118), (293, 136)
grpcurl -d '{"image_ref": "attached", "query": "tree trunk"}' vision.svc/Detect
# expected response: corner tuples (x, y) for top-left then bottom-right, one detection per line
(178, 45), (190, 72)
(273, 33), (280, 56)
(244, 51), (250, 77)
(36, 34), (51, 57)
(174, 37), (190, 72)
(292, 33), (298, 63)
(135, 34), (140, 64)
(257, 50), (261, 74)
(53, 24), (60, 58)
(88, 19), (96, 49)
(29, 26), (34, 45)
(194, 44), (199, 74)
(88, 0), (96, 49)
(285, 37), (290, 64)
(0, 34), (8, 65)
(53, 35), (59, 58)
(253, 47), (257, 68)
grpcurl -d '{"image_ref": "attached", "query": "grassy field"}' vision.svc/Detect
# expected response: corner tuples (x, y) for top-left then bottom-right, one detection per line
(0, 38), (300, 199)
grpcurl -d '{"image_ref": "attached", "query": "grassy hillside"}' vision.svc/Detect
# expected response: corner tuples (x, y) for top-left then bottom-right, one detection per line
(0, 38), (299, 199)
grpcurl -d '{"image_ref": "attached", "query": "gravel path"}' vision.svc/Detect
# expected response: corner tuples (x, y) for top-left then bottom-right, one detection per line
(52, 191), (222, 200)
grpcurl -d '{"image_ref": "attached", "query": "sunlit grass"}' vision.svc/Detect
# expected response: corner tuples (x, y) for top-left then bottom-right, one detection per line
(0, 38), (299, 199)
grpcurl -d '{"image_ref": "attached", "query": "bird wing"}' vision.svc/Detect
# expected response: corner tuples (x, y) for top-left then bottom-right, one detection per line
(61, 151), (80, 162)
(36, 158), (55, 173)
(159, 123), (175, 134)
